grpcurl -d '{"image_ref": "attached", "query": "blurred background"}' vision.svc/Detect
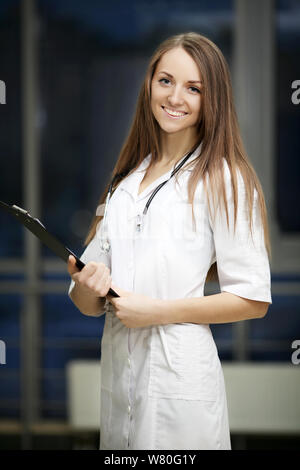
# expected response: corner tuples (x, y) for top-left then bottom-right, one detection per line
(0, 0), (299, 450)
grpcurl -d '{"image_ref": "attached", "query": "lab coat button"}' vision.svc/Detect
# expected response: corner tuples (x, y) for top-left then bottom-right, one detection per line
(128, 358), (131, 366)
(128, 405), (131, 414)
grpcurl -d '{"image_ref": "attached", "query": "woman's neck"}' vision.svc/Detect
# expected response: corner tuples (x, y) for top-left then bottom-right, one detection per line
(158, 128), (198, 167)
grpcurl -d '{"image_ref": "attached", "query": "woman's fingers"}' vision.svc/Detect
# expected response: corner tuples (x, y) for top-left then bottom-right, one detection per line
(84, 263), (111, 297)
(68, 259), (112, 298)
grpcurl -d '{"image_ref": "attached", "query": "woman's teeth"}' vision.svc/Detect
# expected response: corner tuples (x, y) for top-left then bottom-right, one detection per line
(163, 107), (187, 118)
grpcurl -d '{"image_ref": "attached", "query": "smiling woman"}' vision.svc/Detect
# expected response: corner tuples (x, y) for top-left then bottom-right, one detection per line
(68, 32), (272, 451)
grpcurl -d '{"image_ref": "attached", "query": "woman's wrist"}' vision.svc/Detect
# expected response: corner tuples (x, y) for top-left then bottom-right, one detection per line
(155, 298), (178, 325)
(71, 283), (107, 316)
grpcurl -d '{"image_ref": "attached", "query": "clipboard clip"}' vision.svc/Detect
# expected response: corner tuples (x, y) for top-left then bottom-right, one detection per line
(12, 205), (46, 229)
(12, 204), (28, 215)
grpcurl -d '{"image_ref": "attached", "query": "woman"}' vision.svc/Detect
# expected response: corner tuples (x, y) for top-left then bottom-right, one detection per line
(67, 32), (272, 450)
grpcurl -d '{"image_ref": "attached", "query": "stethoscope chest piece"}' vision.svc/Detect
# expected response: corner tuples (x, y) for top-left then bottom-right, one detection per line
(100, 239), (111, 253)
(136, 213), (144, 232)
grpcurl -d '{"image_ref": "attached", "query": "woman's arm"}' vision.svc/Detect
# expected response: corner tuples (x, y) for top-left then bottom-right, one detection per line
(157, 291), (270, 325)
(106, 287), (270, 328)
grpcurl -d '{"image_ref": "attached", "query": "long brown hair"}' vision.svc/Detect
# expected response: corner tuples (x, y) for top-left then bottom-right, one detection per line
(84, 32), (272, 282)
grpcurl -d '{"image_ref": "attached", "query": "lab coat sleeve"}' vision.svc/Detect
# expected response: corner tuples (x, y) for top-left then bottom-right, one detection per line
(67, 223), (111, 298)
(207, 161), (272, 304)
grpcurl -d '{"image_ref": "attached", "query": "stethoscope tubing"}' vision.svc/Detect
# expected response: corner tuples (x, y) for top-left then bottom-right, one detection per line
(100, 146), (198, 259)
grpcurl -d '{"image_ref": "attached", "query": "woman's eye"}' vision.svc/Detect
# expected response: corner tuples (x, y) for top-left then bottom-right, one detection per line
(159, 78), (171, 85)
(189, 86), (201, 94)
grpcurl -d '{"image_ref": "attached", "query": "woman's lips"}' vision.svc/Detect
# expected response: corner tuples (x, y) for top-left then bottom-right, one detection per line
(161, 106), (188, 119)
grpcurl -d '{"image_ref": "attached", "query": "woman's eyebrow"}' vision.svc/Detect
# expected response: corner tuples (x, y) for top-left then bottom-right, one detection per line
(158, 70), (202, 85)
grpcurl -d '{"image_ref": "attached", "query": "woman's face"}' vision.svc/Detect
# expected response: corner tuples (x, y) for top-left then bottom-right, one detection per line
(151, 47), (202, 136)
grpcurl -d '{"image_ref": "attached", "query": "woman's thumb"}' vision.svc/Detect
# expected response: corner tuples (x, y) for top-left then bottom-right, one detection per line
(68, 255), (80, 276)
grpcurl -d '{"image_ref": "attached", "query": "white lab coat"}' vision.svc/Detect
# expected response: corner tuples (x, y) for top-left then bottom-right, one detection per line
(68, 143), (272, 450)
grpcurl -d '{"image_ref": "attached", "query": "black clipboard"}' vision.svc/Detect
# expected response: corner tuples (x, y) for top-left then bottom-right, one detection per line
(0, 200), (119, 298)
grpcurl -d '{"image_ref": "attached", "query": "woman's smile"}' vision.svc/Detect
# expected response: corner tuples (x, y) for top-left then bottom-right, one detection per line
(162, 106), (188, 118)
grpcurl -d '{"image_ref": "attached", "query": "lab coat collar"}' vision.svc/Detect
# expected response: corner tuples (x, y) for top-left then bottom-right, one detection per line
(117, 141), (202, 201)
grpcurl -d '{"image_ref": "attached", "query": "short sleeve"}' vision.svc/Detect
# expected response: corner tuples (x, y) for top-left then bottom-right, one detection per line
(67, 226), (111, 298)
(208, 161), (272, 304)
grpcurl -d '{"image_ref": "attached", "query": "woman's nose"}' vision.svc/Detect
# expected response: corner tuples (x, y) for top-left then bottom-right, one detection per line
(167, 86), (184, 107)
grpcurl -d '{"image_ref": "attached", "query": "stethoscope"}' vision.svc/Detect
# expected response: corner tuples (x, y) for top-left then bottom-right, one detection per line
(99, 147), (197, 254)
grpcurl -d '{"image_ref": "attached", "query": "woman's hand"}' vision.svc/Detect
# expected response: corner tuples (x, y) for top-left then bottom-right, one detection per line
(67, 255), (112, 298)
(107, 285), (162, 328)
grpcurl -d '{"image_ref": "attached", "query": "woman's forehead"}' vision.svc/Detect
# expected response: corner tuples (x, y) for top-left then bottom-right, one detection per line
(155, 47), (201, 81)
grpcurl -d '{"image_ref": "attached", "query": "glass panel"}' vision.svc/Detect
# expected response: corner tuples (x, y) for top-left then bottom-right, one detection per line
(249, 295), (300, 361)
(210, 323), (233, 360)
(42, 291), (105, 338)
(276, 0), (300, 231)
(0, 0), (23, 257)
